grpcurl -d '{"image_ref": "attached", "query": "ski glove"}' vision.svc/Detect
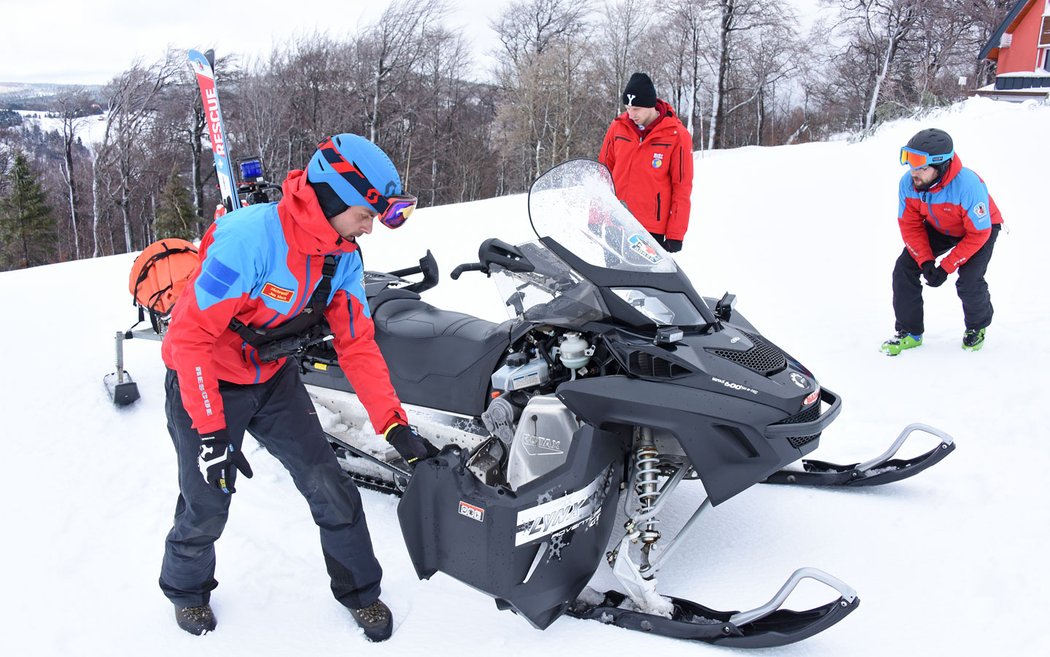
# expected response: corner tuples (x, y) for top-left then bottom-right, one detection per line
(198, 429), (253, 494)
(923, 264), (948, 288)
(386, 424), (438, 466)
(664, 239), (683, 253)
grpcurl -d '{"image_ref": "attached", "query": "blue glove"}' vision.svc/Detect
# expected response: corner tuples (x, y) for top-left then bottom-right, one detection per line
(198, 429), (253, 494)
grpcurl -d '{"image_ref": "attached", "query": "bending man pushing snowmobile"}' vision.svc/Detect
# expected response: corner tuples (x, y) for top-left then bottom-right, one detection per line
(159, 133), (435, 641)
(882, 128), (1003, 355)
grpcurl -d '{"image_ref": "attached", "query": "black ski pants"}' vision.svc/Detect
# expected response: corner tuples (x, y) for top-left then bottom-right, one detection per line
(159, 361), (383, 610)
(892, 223), (999, 335)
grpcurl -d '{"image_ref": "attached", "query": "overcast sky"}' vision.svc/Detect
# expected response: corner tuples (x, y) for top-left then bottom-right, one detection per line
(1, 0), (826, 87)
(0, 0), (509, 85)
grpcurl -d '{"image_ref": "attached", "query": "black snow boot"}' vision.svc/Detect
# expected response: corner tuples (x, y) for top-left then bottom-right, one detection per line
(349, 599), (393, 642)
(175, 603), (217, 635)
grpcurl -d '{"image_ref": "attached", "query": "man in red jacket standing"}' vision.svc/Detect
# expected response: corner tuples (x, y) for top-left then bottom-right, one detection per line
(599, 72), (694, 252)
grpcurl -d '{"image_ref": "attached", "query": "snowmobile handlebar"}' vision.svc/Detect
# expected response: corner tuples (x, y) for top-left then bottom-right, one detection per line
(450, 262), (486, 280)
(388, 250), (439, 294)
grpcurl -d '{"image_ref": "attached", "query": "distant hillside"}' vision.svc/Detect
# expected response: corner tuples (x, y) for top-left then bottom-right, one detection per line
(0, 82), (105, 111)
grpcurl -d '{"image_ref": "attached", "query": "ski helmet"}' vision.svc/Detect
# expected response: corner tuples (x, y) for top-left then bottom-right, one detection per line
(307, 133), (402, 218)
(902, 128), (954, 170)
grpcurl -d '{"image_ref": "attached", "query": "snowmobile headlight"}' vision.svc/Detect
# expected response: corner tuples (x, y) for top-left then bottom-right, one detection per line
(611, 287), (704, 327)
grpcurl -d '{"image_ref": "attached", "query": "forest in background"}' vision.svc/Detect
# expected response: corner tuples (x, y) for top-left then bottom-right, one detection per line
(0, 0), (1018, 270)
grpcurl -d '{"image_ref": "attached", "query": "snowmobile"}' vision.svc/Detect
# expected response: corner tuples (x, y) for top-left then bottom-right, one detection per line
(296, 159), (956, 647)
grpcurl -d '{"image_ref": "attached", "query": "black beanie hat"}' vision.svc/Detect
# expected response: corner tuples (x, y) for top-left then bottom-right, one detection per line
(622, 73), (656, 108)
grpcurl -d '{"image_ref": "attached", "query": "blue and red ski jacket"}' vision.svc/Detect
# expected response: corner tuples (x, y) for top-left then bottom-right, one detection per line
(598, 99), (694, 241)
(162, 169), (406, 436)
(897, 155), (1003, 273)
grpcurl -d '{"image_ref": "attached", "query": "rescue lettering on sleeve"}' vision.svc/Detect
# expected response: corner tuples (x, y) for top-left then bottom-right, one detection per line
(195, 366), (213, 416)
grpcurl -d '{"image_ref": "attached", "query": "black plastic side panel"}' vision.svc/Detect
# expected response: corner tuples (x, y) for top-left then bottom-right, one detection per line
(556, 376), (820, 506)
(397, 426), (627, 629)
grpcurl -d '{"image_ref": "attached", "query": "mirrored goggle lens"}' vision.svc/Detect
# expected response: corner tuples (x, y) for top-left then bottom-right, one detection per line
(379, 195), (417, 229)
(901, 147), (930, 169)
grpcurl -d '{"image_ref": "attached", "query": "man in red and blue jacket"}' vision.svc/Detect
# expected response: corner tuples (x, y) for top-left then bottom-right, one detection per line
(599, 72), (694, 253)
(159, 134), (431, 641)
(882, 128), (1003, 355)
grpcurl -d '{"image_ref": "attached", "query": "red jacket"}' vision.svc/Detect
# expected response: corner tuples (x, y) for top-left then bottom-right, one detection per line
(598, 100), (694, 240)
(897, 155), (1003, 274)
(162, 170), (406, 435)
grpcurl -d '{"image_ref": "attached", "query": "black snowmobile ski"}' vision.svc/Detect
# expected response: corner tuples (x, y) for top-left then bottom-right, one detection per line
(763, 423), (955, 487)
(568, 567), (859, 649)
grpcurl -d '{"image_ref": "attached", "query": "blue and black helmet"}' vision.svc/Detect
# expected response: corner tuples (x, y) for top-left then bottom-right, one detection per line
(307, 133), (402, 218)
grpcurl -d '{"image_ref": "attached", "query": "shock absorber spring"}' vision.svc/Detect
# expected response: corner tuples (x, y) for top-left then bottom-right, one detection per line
(633, 427), (661, 545)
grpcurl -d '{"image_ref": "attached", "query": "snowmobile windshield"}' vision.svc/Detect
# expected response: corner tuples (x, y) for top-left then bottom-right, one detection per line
(491, 241), (608, 328)
(527, 159), (678, 275)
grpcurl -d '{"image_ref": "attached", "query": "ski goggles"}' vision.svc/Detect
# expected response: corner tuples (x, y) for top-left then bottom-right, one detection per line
(377, 194), (417, 229)
(900, 146), (953, 170)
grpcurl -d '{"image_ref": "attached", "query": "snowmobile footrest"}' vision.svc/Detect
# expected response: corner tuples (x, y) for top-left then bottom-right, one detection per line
(763, 422), (955, 487)
(568, 569), (859, 648)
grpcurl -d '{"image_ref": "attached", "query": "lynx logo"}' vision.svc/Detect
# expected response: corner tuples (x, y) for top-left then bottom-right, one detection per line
(514, 467), (613, 546)
(261, 282), (295, 303)
(973, 202), (987, 218)
(458, 501), (485, 523)
(730, 336), (741, 344)
(790, 372), (808, 388)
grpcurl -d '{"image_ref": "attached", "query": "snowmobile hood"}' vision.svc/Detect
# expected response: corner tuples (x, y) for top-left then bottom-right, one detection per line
(278, 169), (361, 257)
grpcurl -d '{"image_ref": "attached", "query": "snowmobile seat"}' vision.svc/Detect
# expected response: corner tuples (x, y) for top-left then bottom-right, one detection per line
(372, 298), (514, 416)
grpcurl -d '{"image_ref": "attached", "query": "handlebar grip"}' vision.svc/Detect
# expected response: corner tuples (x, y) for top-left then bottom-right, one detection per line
(451, 263), (484, 280)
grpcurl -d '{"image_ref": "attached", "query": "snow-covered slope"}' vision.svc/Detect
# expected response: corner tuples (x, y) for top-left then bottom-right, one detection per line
(1, 97), (1046, 656)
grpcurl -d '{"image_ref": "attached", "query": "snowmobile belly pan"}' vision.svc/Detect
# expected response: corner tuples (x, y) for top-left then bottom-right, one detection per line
(397, 426), (627, 629)
(556, 377), (841, 506)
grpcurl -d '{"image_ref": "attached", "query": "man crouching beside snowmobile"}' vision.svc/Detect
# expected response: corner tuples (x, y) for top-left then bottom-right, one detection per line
(159, 133), (435, 641)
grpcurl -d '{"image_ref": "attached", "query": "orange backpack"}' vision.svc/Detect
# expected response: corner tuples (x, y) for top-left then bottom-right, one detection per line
(128, 238), (199, 331)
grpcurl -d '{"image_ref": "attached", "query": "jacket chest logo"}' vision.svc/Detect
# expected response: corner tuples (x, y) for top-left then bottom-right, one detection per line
(261, 282), (295, 303)
(651, 152), (664, 169)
